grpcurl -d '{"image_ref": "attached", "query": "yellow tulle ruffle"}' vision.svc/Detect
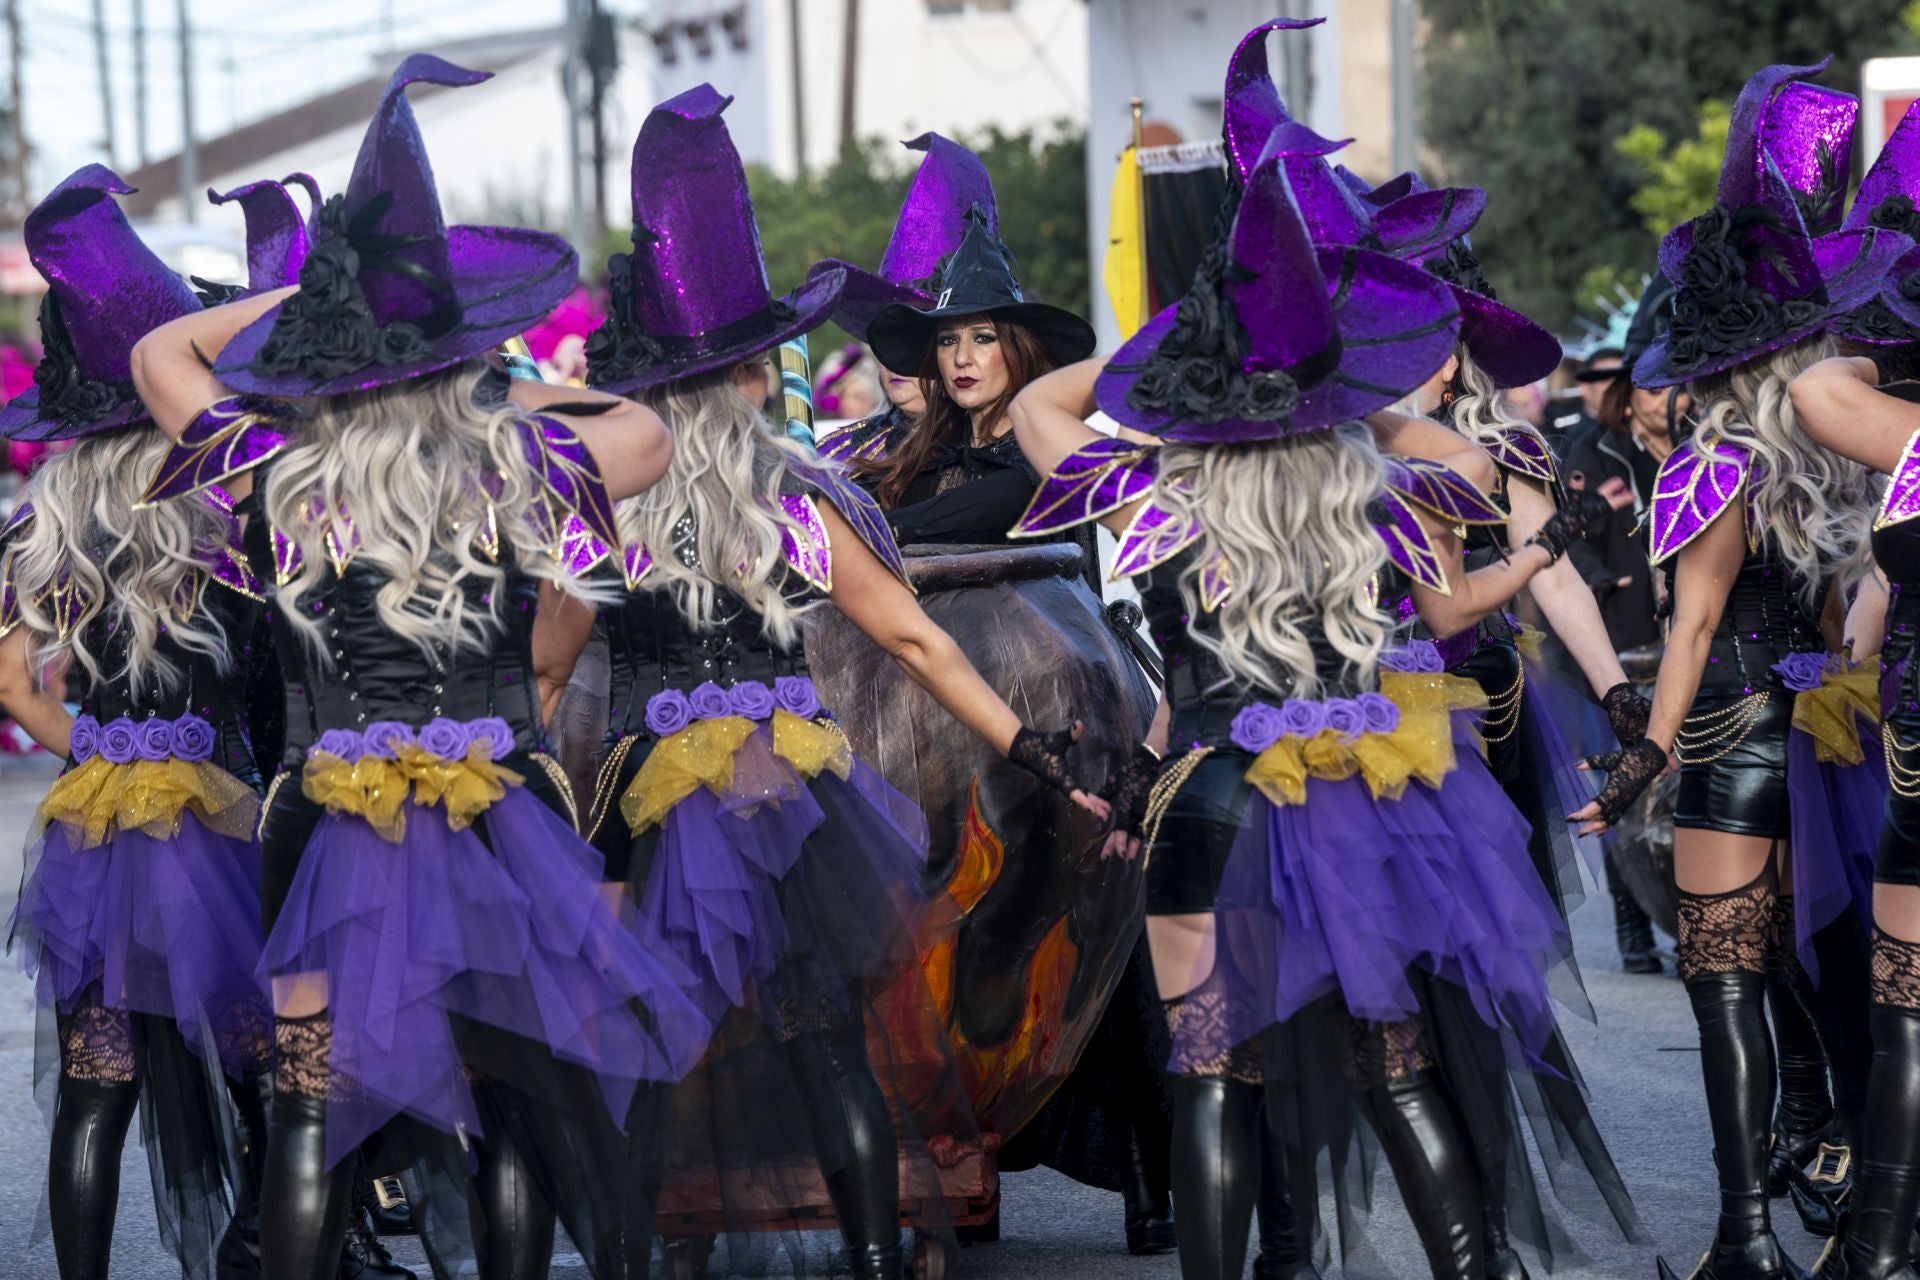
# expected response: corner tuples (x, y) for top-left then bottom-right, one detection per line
(1791, 667), (1881, 766)
(1243, 672), (1490, 808)
(621, 711), (854, 834)
(38, 755), (260, 849)
(1512, 622), (1546, 666)
(301, 744), (525, 844)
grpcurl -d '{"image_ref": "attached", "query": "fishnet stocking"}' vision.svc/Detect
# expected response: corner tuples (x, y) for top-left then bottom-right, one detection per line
(274, 1012), (350, 1102)
(1163, 990), (1264, 1083)
(1768, 896), (1807, 987)
(1676, 874), (1775, 982)
(1345, 1015), (1437, 1087)
(1872, 930), (1920, 1012)
(770, 992), (847, 1043)
(58, 1002), (134, 1083)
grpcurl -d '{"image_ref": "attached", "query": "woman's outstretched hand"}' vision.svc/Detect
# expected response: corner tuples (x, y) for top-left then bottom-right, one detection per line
(1008, 721), (1112, 820)
(1568, 737), (1671, 836)
(1099, 742), (1162, 862)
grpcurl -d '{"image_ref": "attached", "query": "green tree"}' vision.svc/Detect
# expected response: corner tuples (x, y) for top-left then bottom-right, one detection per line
(1420, 0), (1916, 331)
(1616, 99), (1733, 237)
(613, 123), (1088, 364)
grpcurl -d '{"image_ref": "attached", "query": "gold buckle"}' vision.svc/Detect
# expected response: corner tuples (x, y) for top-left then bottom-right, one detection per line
(373, 1175), (408, 1210)
(1809, 1141), (1852, 1185)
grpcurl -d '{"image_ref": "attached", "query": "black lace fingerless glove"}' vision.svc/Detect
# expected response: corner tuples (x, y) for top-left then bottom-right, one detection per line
(1527, 488), (1615, 564)
(1009, 725), (1087, 798)
(1108, 743), (1163, 847)
(1583, 737), (1668, 826)
(1602, 682), (1652, 746)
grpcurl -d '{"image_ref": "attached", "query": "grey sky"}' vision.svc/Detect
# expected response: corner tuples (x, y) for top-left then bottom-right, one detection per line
(18, 0), (633, 194)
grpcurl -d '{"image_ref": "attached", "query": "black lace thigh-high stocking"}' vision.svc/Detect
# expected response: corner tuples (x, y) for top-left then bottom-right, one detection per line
(778, 996), (902, 1280)
(1834, 930), (1920, 1279)
(1348, 1017), (1484, 1280)
(49, 1002), (139, 1280)
(1164, 990), (1262, 1280)
(259, 1013), (358, 1280)
(1667, 872), (1803, 1279)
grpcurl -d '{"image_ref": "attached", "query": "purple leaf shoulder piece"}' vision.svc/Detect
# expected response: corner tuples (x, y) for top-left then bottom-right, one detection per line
(1372, 488), (1451, 595)
(139, 396), (289, 505)
(784, 456), (912, 591)
(515, 414), (621, 555)
(1382, 455), (1504, 526)
(1479, 425), (1557, 485)
(1110, 488), (1204, 581)
(1013, 438), (1158, 537)
(1878, 426), (1920, 530)
(1648, 440), (1752, 564)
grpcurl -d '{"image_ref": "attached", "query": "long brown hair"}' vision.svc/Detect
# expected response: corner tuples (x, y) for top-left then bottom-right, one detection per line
(858, 311), (1053, 509)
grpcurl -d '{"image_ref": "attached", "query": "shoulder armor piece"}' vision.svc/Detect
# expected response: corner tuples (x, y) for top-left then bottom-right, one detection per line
(140, 396), (289, 505)
(1481, 424), (1557, 485)
(1384, 455), (1505, 525)
(1014, 437), (1158, 537)
(1878, 427), (1920, 531)
(1648, 440), (1752, 564)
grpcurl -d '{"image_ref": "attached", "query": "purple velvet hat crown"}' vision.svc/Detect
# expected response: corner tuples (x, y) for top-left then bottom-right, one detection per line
(213, 54), (579, 398)
(1092, 128), (1460, 444)
(210, 177), (314, 293)
(0, 165), (204, 442)
(1838, 99), (1920, 342)
(827, 133), (998, 343)
(1634, 60), (1912, 389)
(585, 84), (846, 394)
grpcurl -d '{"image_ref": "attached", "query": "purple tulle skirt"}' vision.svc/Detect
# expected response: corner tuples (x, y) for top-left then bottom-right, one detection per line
(1786, 722), (1883, 984)
(262, 783), (713, 1168)
(635, 727), (931, 1025)
(10, 810), (268, 1076)
(1172, 724), (1571, 1073)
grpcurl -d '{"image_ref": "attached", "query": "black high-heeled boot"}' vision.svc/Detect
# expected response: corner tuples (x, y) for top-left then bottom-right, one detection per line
(1778, 907), (1872, 1238)
(1767, 974), (1834, 1198)
(48, 1074), (140, 1280)
(1168, 1075), (1261, 1280)
(1656, 971), (1808, 1280)
(1124, 1128), (1177, 1256)
(1252, 1109), (1319, 1280)
(260, 1092), (359, 1280)
(783, 1018), (903, 1280)
(1821, 992), (1920, 1278)
(342, 1167), (417, 1280)
(473, 1134), (557, 1280)
(1359, 1072), (1484, 1280)
(216, 1071), (272, 1280)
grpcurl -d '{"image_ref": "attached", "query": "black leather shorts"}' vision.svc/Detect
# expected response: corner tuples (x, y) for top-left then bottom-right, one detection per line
(1144, 751), (1255, 916)
(1879, 710), (1920, 885)
(1673, 688), (1793, 840)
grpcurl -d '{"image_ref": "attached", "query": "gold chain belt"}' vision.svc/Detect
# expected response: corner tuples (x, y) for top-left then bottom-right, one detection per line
(1885, 721), (1920, 800)
(1479, 661), (1526, 746)
(1675, 691), (1771, 766)
(1141, 747), (1214, 868)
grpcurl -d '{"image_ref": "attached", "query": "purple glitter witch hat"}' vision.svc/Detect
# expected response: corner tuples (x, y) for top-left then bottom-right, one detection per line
(585, 84), (846, 394)
(1093, 129), (1459, 444)
(209, 177), (313, 292)
(1221, 19), (1346, 182)
(0, 165), (203, 442)
(215, 54), (579, 397)
(1634, 61), (1912, 388)
(827, 133), (997, 343)
(1757, 77), (1856, 235)
(1837, 100), (1920, 342)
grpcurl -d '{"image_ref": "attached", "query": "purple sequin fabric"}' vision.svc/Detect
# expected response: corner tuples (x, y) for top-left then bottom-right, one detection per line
(69, 712), (217, 765)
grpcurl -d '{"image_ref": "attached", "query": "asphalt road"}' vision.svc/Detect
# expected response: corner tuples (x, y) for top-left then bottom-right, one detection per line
(0, 753), (1826, 1277)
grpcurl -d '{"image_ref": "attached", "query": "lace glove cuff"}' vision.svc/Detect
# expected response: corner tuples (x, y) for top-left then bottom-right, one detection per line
(1009, 724), (1087, 799)
(1527, 488), (1615, 564)
(1107, 743), (1163, 849)
(1583, 737), (1668, 826)
(1602, 682), (1652, 745)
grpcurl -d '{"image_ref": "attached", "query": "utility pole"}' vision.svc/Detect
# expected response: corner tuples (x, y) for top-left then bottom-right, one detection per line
(838, 0), (858, 152)
(786, 0), (805, 175)
(586, 0), (616, 243)
(6, 0), (24, 217)
(92, 0), (116, 170)
(132, 0), (148, 167)
(176, 0), (196, 222)
(561, 0), (587, 256)
(1389, 0), (1418, 175)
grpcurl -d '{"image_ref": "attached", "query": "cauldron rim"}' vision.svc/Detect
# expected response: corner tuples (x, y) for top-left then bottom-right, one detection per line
(898, 541), (1088, 590)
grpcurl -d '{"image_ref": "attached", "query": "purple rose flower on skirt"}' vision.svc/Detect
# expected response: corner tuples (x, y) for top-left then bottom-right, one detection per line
(1324, 699), (1367, 743)
(468, 717), (515, 760)
(1231, 703), (1288, 754)
(645, 689), (695, 738)
(314, 728), (365, 761)
(98, 717), (138, 765)
(361, 721), (417, 760)
(1772, 652), (1831, 693)
(67, 715), (99, 763)
(1278, 699), (1329, 741)
(134, 718), (174, 762)
(171, 714), (216, 763)
(418, 718), (472, 761)
(1380, 641), (1444, 674)
(774, 675), (821, 720)
(725, 680), (776, 722)
(1356, 692), (1402, 736)
(689, 682), (732, 721)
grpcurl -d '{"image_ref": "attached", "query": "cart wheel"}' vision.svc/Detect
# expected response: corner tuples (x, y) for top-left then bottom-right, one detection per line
(914, 1232), (954, 1280)
(664, 1236), (714, 1280)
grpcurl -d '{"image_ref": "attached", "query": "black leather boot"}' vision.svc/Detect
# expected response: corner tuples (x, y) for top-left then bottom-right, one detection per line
(473, 1134), (557, 1280)
(216, 1071), (272, 1280)
(1767, 974), (1834, 1199)
(339, 1194), (417, 1280)
(1821, 1000), (1920, 1279)
(1778, 910), (1872, 1238)
(1359, 1072), (1484, 1280)
(363, 1176), (414, 1236)
(1614, 884), (1663, 974)
(1656, 971), (1809, 1280)
(48, 1075), (140, 1280)
(1252, 1112), (1319, 1280)
(260, 1092), (359, 1280)
(1168, 1075), (1261, 1280)
(784, 1019), (903, 1280)
(1124, 1129), (1177, 1256)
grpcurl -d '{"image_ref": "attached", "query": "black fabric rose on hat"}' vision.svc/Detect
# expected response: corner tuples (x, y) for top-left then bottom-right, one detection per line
(583, 251), (665, 388)
(1425, 240), (1497, 300)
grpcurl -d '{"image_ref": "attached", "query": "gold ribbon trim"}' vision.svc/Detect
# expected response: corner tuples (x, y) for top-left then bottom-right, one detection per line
(38, 756), (261, 849)
(621, 710), (854, 834)
(1243, 672), (1489, 808)
(301, 744), (525, 844)
(1791, 667), (1881, 767)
